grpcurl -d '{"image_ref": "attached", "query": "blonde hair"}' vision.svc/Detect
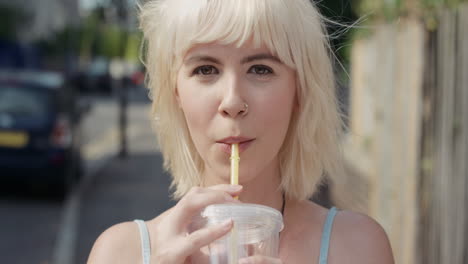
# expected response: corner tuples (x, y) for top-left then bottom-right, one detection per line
(139, 0), (343, 200)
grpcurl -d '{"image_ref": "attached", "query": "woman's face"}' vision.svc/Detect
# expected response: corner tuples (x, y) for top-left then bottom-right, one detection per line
(176, 41), (296, 183)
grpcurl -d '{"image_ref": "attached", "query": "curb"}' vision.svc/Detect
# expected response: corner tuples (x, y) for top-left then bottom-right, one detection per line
(51, 153), (115, 264)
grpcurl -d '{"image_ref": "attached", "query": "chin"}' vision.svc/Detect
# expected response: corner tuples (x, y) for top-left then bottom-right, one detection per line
(206, 155), (262, 184)
(206, 166), (254, 185)
(238, 173), (258, 185)
(205, 163), (231, 183)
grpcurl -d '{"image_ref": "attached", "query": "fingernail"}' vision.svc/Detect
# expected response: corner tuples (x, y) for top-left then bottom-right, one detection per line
(221, 219), (233, 229)
(225, 195), (243, 203)
(228, 185), (242, 191)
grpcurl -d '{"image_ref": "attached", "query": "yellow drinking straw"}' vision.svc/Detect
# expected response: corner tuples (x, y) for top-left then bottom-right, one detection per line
(229, 143), (240, 263)
(230, 143), (240, 199)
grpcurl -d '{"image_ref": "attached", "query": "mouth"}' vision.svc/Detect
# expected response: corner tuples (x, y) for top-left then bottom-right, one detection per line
(216, 137), (255, 154)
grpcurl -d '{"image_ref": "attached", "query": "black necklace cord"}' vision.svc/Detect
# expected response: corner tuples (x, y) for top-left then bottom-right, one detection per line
(281, 192), (286, 216)
(279, 192), (286, 237)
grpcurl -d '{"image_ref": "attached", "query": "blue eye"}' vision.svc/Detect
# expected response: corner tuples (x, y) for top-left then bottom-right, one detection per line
(192, 65), (219, 75)
(248, 65), (273, 75)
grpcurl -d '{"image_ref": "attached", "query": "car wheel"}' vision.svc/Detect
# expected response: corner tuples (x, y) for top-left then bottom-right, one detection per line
(50, 166), (75, 201)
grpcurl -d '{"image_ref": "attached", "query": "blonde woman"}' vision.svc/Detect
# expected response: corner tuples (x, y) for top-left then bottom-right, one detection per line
(88, 0), (394, 263)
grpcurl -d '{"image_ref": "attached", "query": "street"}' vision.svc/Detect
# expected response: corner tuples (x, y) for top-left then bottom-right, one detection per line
(0, 88), (174, 264)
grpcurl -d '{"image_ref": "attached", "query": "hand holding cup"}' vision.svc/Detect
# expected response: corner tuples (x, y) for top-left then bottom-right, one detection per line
(150, 184), (243, 264)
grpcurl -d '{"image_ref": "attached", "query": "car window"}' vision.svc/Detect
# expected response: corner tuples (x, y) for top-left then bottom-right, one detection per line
(89, 58), (108, 76)
(0, 84), (52, 120)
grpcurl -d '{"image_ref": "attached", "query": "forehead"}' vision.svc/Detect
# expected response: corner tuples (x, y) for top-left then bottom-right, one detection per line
(167, 0), (296, 69)
(183, 41), (273, 59)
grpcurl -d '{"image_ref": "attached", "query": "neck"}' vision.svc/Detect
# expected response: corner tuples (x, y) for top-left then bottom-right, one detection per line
(237, 173), (284, 212)
(202, 158), (285, 213)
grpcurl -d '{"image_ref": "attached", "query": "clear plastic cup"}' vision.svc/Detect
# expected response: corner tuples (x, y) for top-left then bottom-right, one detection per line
(189, 203), (284, 264)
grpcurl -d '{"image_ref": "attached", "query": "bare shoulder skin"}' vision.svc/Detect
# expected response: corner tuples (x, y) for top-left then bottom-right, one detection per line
(88, 202), (394, 264)
(279, 200), (394, 264)
(87, 221), (142, 264)
(330, 208), (395, 263)
(87, 208), (174, 264)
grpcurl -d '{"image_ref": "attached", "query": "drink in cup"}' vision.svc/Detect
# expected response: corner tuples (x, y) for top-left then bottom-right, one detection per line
(190, 203), (284, 264)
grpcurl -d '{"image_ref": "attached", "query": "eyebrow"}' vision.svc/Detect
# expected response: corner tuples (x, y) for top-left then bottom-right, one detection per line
(184, 53), (282, 65)
(240, 53), (282, 64)
(185, 55), (221, 65)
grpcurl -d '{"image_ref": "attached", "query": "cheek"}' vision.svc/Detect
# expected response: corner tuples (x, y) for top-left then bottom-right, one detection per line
(181, 98), (208, 134)
(258, 85), (295, 129)
(261, 101), (293, 141)
(258, 89), (296, 154)
(178, 79), (202, 122)
(177, 80), (217, 145)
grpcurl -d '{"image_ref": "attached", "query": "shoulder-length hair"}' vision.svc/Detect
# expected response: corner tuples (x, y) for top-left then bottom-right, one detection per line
(139, 0), (343, 201)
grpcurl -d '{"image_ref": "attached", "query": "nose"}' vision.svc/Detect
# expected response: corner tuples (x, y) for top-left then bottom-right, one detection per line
(218, 76), (248, 118)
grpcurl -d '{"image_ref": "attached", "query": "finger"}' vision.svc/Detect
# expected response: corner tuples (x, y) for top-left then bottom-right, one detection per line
(180, 219), (233, 259)
(238, 256), (283, 264)
(207, 184), (243, 195)
(207, 184), (243, 200)
(172, 187), (241, 227)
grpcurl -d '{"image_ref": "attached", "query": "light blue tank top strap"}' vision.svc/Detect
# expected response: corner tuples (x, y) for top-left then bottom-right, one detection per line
(133, 208), (338, 264)
(134, 219), (151, 264)
(318, 207), (338, 264)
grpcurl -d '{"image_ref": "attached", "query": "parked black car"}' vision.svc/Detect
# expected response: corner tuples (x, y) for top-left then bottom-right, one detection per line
(72, 57), (112, 94)
(0, 71), (89, 198)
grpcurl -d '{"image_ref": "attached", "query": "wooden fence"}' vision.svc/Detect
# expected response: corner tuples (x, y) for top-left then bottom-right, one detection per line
(420, 5), (468, 264)
(333, 4), (468, 264)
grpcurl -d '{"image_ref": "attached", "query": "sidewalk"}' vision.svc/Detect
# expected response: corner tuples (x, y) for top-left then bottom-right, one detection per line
(74, 97), (176, 263)
(75, 152), (176, 263)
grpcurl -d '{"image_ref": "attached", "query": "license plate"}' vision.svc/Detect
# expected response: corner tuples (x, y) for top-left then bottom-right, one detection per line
(0, 131), (29, 148)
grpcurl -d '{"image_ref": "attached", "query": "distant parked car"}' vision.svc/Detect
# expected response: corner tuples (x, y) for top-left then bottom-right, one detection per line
(0, 71), (89, 197)
(72, 57), (112, 94)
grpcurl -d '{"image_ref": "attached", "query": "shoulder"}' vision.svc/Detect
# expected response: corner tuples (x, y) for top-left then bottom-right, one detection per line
(87, 221), (142, 264)
(330, 209), (395, 264)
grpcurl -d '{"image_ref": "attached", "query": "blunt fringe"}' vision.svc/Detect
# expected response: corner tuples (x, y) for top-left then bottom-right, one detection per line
(138, 0), (344, 200)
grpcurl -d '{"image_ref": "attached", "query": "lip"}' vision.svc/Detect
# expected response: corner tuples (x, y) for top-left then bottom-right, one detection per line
(216, 137), (255, 154)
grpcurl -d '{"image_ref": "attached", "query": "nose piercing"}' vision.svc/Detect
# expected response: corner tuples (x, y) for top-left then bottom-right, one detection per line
(241, 103), (248, 116)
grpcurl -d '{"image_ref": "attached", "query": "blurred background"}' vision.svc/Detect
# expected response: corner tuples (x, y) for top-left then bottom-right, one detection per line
(0, 0), (466, 263)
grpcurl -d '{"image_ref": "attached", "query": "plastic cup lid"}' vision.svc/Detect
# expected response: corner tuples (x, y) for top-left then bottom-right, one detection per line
(194, 203), (284, 234)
